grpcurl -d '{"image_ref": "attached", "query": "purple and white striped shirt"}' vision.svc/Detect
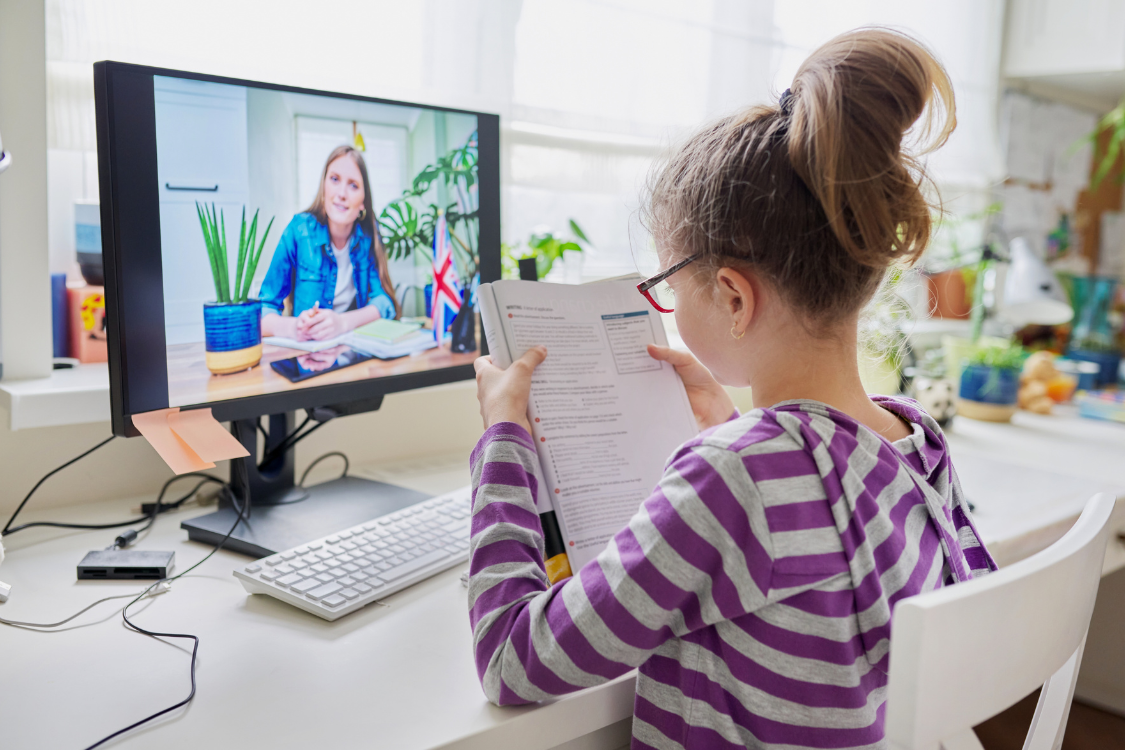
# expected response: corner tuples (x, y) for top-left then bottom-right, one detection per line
(467, 396), (996, 749)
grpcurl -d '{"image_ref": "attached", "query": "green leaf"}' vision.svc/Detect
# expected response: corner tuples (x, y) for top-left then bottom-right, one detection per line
(234, 206), (248, 305)
(197, 202), (224, 302)
(1092, 135), (1121, 191)
(568, 219), (591, 245)
(244, 215), (274, 301)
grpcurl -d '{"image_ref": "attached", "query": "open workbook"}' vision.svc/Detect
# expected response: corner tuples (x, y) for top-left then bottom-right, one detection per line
(479, 277), (698, 576)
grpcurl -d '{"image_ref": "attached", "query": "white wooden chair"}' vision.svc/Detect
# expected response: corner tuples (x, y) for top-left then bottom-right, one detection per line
(885, 492), (1117, 750)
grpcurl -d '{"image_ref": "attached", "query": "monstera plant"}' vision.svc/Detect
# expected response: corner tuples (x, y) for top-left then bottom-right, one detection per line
(379, 132), (479, 288)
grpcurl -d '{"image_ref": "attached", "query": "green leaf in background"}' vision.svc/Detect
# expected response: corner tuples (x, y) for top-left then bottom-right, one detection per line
(967, 340), (1026, 371)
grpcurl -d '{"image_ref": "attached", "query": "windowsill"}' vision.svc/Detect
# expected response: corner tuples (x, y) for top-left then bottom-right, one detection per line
(0, 363), (111, 430)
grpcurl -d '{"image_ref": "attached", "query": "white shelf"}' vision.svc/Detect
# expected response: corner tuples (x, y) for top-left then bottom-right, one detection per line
(0, 363), (111, 430)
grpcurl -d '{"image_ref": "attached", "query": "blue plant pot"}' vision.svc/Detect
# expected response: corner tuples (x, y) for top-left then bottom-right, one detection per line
(959, 364), (1019, 405)
(203, 300), (262, 375)
(1066, 349), (1121, 388)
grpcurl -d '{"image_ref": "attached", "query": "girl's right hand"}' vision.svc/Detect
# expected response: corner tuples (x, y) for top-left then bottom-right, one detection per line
(648, 344), (736, 432)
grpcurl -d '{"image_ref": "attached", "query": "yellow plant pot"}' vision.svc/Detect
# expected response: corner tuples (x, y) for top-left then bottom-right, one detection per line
(206, 344), (262, 375)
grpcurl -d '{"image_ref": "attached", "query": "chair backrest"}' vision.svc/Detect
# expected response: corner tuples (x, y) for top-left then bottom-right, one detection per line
(885, 493), (1117, 750)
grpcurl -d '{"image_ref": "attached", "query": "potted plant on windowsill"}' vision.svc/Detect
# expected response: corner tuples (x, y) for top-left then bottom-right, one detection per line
(196, 203), (274, 375)
(957, 341), (1026, 422)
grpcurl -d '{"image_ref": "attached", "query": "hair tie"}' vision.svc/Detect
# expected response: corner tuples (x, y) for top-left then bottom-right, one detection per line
(779, 88), (794, 116)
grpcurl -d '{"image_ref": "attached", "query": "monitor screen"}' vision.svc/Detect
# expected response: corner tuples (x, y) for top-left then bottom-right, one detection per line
(95, 63), (499, 434)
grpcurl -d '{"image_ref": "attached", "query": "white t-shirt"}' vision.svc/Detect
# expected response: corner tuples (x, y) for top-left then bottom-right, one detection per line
(332, 242), (356, 313)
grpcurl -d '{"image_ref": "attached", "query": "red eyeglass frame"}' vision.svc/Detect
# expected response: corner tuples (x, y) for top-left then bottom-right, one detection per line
(636, 253), (701, 313)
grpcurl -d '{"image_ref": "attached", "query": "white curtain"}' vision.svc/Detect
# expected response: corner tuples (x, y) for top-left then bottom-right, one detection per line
(47, 0), (1006, 278)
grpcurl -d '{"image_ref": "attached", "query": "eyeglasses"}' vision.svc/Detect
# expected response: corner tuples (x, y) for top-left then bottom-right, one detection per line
(636, 253), (701, 313)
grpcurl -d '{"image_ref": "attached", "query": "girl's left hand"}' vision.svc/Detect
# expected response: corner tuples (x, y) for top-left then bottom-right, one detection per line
(301, 309), (349, 340)
(473, 346), (547, 433)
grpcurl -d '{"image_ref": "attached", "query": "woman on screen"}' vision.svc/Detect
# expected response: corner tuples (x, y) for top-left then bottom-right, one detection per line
(259, 145), (399, 341)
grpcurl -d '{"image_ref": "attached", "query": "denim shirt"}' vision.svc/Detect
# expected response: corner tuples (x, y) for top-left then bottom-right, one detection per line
(257, 212), (396, 320)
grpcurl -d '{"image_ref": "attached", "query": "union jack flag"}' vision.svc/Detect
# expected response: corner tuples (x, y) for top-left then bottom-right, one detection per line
(430, 212), (462, 343)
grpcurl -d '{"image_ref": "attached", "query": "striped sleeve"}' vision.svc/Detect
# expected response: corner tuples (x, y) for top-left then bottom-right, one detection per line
(468, 423), (775, 706)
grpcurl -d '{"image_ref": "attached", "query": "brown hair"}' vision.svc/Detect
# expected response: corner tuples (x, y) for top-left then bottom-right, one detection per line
(644, 27), (955, 323)
(306, 145), (401, 319)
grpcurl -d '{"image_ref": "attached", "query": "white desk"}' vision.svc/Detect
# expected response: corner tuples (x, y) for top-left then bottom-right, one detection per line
(1, 411), (1124, 749)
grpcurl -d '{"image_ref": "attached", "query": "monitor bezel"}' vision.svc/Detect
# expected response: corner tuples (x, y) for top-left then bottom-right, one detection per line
(94, 61), (499, 437)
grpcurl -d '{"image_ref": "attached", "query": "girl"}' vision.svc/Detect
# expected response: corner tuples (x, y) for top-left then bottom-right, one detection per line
(259, 146), (399, 341)
(467, 28), (998, 749)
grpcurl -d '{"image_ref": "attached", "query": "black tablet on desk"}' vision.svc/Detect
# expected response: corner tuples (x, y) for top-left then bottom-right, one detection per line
(270, 346), (375, 383)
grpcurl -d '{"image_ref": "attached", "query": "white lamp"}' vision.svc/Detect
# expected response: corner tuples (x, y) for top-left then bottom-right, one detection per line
(1000, 237), (1074, 327)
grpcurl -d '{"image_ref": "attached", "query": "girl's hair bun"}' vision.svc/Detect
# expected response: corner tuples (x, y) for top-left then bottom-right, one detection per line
(786, 27), (956, 269)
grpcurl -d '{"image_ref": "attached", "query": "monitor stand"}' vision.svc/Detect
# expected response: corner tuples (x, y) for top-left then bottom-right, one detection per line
(181, 411), (430, 558)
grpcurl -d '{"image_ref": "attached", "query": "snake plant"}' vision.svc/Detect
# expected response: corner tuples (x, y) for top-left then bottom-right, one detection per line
(196, 202), (274, 304)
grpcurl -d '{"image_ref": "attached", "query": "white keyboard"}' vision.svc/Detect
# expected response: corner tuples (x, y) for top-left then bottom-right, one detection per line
(234, 486), (472, 621)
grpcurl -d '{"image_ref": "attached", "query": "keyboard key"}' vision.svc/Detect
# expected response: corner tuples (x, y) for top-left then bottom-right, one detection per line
(377, 549), (451, 583)
(274, 564), (296, 575)
(315, 573), (335, 583)
(378, 518), (394, 525)
(311, 563), (329, 574)
(245, 563), (262, 573)
(362, 522), (379, 531)
(301, 554), (319, 565)
(399, 551), (417, 561)
(338, 576), (358, 587)
(327, 567), (347, 578)
(338, 531), (354, 539)
(339, 588), (360, 600)
(342, 563), (359, 573)
(294, 546), (309, 554)
(307, 542), (323, 551)
(260, 569), (282, 581)
(292, 578), (320, 594)
(264, 556), (284, 566)
(360, 566), (380, 578)
(388, 544), (406, 554)
(315, 551), (334, 561)
(325, 536), (340, 544)
(441, 520), (469, 534)
(340, 541), (358, 551)
(375, 561), (393, 572)
(277, 573), (305, 586)
(359, 544), (377, 554)
(322, 594), (346, 607)
(354, 582), (373, 594)
(307, 582), (343, 600)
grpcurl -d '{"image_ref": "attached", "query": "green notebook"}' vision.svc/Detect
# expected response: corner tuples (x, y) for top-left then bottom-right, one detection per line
(353, 318), (423, 343)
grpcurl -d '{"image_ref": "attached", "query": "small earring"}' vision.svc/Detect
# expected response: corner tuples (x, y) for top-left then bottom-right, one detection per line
(358, 208), (367, 221)
(730, 325), (745, 340)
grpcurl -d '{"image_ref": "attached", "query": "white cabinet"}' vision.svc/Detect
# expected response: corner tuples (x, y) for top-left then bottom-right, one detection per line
(153, 76), (249, 345)
(1004, 0), (1125, 108)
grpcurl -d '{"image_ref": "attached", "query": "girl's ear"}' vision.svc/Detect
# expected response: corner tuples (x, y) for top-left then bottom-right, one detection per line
(715, 267), (756, 336)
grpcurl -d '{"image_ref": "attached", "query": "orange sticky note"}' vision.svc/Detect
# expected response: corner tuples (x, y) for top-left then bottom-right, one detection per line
(132, 407), (215, 475)
(167, 408), (250, 463)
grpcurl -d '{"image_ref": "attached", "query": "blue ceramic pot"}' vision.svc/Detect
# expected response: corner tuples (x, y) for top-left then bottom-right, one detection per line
(203, 300), (262, 375)
(959, 364), (1019, 405)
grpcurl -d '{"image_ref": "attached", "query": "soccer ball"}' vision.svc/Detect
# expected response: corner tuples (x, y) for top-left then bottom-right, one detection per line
(913, 376), (957, 427)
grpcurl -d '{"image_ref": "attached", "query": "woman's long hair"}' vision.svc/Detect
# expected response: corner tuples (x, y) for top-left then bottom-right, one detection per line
(306, 145), (400, 319)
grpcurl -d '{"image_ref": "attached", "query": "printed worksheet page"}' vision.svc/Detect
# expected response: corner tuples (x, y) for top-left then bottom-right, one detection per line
(486, 279), (698, 571)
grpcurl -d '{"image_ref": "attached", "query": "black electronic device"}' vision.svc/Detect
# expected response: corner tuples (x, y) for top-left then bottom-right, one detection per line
(78, 549), (176, 580)
(94, 61), (500, 556)
(269, 346), (375, 383)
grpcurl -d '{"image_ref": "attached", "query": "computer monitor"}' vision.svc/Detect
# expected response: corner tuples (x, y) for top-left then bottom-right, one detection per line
(94, 61), (500, 556)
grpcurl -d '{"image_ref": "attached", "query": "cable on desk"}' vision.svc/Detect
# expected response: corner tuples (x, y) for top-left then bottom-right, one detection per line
(2, 435), (116, 536)
(3, 463), (226, 539)
(298, 451), (349, 488)
(81, 477), (248, 750)
(0, 587), (169, 629)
